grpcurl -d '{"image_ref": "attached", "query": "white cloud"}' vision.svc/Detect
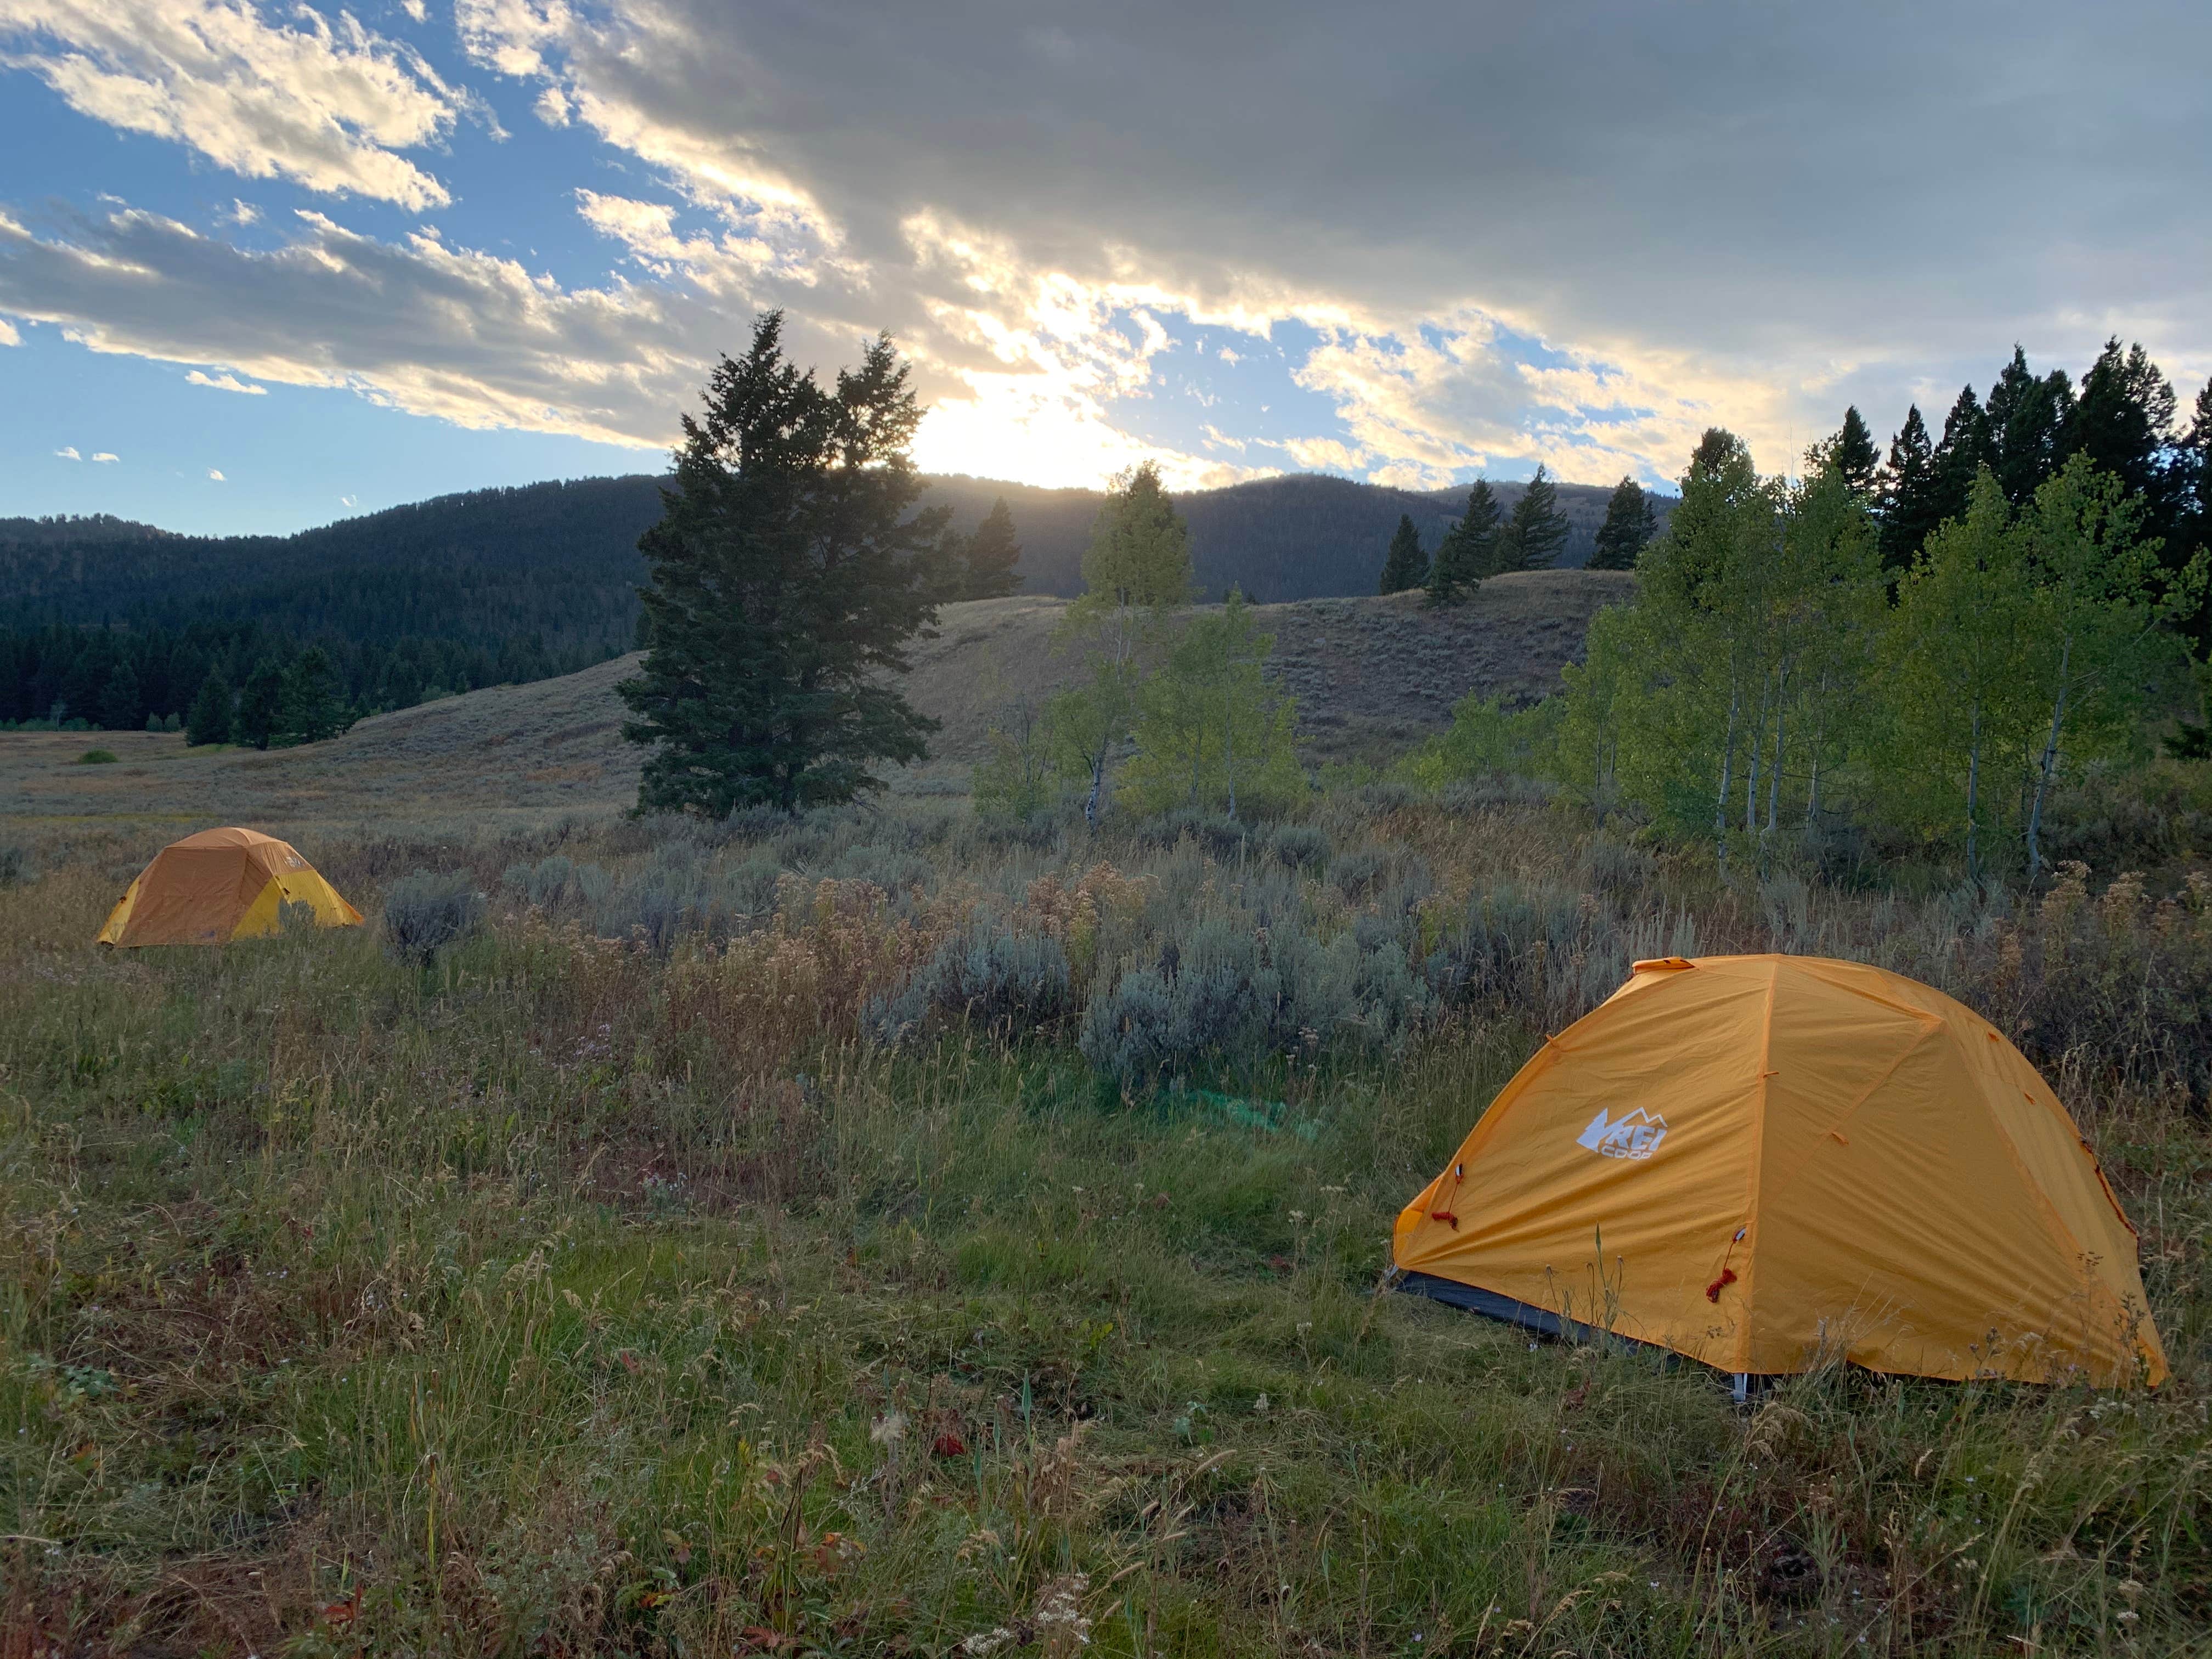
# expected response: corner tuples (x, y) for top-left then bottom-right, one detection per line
(0, 317), (17, 345)
(0, 0), (463, 210)
(399, 0), (425, 19)
(225, 199), (259, 225)
(206, 466), (224, 478)
(1218, 346), (1240, 365)
(0, 205), (709, 448)
(185, 367), (266, 393)
(91, 450), (117, 461)
(54, 444), (79, 458)
(338, 492), (355, 505)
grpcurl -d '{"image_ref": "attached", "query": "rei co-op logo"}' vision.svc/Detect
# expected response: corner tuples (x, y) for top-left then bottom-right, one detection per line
(1576, 1107), (1668, 1160)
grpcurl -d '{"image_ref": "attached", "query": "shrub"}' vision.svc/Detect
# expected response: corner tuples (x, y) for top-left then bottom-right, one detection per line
(1263, 823), (1330, 868)
(77, 749), (117, 765)
(867, 919), (1074, 1046)
(0, 844), (30, 888)
(1079, 910), (1428, 1090)
(382, 871), (486, 966)
(501, 854), (613, 913)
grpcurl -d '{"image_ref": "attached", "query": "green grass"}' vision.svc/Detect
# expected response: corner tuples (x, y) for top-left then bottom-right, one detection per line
(3, 803), (2209, 1655)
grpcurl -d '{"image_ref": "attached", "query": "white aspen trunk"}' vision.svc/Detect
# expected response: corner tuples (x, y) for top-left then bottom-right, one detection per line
(1743, 671), (1767, 835)
(1765, 662), (1788, 836)
(1224, 686), (1237, 821)
(1714, 675), (1740, 866)
(2026, 633), (2073, 886)
(1965, 702), (1983, 885)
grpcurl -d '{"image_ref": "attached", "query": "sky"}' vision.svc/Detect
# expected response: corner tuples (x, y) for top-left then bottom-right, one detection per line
(1, 1), (2207, 537)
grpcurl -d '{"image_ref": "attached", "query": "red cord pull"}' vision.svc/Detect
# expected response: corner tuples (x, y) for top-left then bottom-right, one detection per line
(1705, 1266), (1738, 1303)
(1430, 1211), (1458, 1228)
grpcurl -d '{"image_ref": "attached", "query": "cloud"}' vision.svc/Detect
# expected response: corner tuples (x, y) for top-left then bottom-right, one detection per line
(91, 450), (117, 461)
(399, 0), (425, 19)
(0, 316), (16, 345)
(1217, 346), (1240, 365)
(206, 466), (224, 478)
(185, 367), (265, 392)
(445, 0), (2212, 483)
(0, 0), (464, 209)
(225, 199), (258, 225)
(0, 203), (710, 448)
(54, 444), (79, 458)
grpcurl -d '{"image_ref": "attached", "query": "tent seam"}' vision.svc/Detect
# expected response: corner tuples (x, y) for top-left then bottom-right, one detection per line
(1732, 959), (1781, 1373)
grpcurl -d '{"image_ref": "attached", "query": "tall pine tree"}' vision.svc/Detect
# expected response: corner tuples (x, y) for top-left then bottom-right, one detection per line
(281, 647), (349, 742)
(955, 496), (1023, 600)
(1589, 476), (1658, 570)
(1830, 407), (1881, 499)
(1984, 346), (2073, 505)
(185, 669), (232, 747)
(619, 312), (952, 815)
(1929, 385), (1991, 531)
(1878, 405), (1941, 572)
(237, 662), (284, 751)
(1425, 480), (1498, 606)
(1501, 464), (1571, 571)
(1378, 514), (1428, 592)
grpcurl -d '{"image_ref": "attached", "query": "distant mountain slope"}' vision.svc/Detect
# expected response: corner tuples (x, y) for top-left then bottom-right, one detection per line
(0, 513), (173, 546)
(0, 469), (1671, 648)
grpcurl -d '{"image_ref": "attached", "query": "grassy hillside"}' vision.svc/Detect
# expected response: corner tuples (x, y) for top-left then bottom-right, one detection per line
(0, 574), (1633, 830)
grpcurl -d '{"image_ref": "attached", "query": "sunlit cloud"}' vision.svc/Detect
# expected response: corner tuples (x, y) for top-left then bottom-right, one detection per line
(54, 444), (80, 458)
(0, 0), (467, 210)
(206, 466), (224, 478)
(186, 368), (265, 393)
(91, 449), (117, 461)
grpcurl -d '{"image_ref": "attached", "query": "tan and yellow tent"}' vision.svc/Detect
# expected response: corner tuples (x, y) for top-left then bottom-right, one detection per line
(1395, 954), (2165, 1385)
(97, 827), (362, 948)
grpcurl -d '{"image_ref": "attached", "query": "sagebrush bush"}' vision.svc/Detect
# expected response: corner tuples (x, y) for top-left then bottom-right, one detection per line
(1263, 822), (1330, 868)
(867, 917), (1073, 1046)
(382, 870), (486, 964)
(0, 843), (28, 888)
(1080, 906), (1429, 1090)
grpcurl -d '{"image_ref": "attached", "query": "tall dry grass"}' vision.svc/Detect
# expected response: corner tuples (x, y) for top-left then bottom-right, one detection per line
(1, 794), (2207, 1655)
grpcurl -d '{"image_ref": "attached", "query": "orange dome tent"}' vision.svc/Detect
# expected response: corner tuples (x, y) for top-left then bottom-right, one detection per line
(97, 827), (362, 948)
(1395, 954), (2165, 1386)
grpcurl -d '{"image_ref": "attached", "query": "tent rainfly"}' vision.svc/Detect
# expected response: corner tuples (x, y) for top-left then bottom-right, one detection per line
(97, 827), (362, 947)
(1395, 953), (2165, 1386)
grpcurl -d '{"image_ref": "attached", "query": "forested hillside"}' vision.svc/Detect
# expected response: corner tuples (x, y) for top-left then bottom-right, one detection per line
(0, 468), (1654, 729)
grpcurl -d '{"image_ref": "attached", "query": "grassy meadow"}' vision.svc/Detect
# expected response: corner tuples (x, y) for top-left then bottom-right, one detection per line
(4, 789), (2211, 1656)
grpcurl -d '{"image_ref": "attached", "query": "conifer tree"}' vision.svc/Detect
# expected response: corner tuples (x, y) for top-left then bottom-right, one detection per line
(1929, 385), (1991, 530)
(619, 312), (952, 815)
(1830, 407), (1881, 499)
(2063, 338), (2177, 502)
(1425, 480), (1498, 605)
(281, 647), (348, 743)
(1589, 476), (1657, 570)
(97, 658), (139, 730)
(1502, 464), (1571, 571)
(1877, 405), (1940, 573)
(1984, 346), (2073, 505)
(237, 662), (284, 751)
(1378, 514), (1428, 592)
(185, 669), (232, 747)
(956, 496), (1023, 600)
